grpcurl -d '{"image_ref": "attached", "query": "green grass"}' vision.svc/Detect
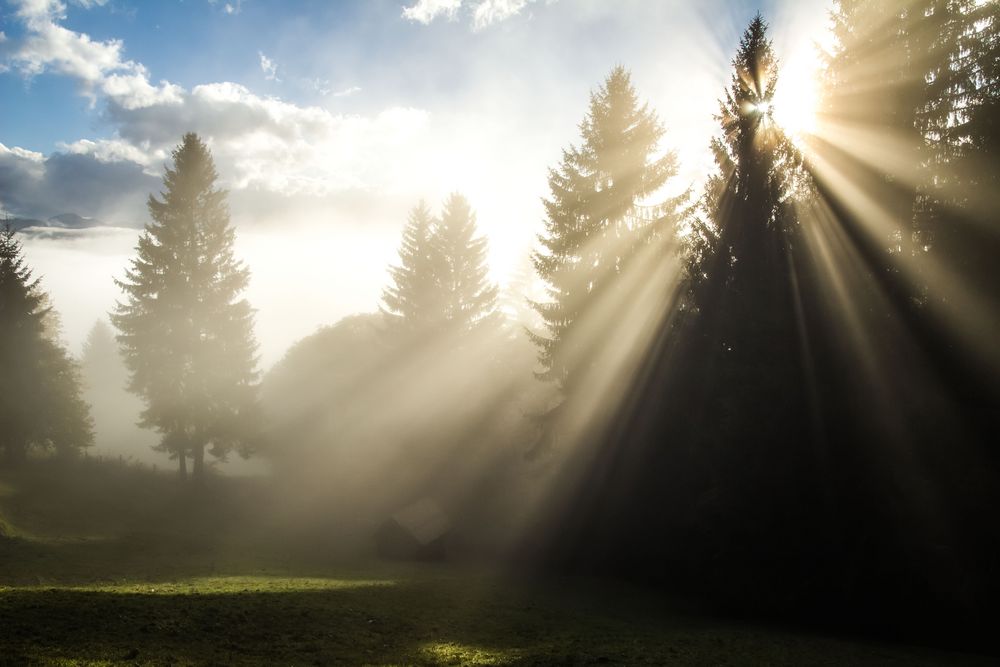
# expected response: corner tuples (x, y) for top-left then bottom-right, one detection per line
(2, 566), (992, 666)
(0, 462), (993, 666)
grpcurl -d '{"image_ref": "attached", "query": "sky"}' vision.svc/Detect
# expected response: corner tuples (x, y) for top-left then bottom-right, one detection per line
(0, 0), (832, 367)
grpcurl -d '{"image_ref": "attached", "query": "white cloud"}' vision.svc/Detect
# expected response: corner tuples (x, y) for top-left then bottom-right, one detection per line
(332, 85), (361, 97)
(472, 0), (530, 30)
(58, 138), (166, 168)
(15, 0), (65, 22)
(402, 0), (462, 25)
(224, 0), (244, 15)
(0, 141), (158, 223)
(258, 51), (279, 81)
(6, 0), (182, 109)
(2, 0), (432, 201)
(169, 84), (429, 194)
(1, 142), (45, 164)
(102, 70), (184, 110)
(402, 0), (549, 29)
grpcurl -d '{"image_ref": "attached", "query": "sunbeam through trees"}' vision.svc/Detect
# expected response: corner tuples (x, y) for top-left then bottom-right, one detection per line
(1, 1), (998, 664)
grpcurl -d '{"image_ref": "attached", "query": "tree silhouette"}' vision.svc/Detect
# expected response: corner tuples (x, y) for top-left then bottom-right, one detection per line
(599, 15), (820, 606)
(432, 193), (500, 336)
(381, 200), (447, 337)
(81, 319), (125, 395)
(691, 13), (799, 363)
(536, 16), (821, 610)
(814, 0), (1000, 460)
(916, 0), (1000, 323)
(382, 194), (499, 339)
(80, 317), (157, 462)
(531, 66), (680, 386)
(800, 0), (1000, 619)
(112, 133), (258, 483)
(0, 224), (92, 464)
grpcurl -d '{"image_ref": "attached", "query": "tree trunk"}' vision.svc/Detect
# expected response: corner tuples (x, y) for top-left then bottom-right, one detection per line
(192, 442), (205, 486)
(178, 449), (187, 481)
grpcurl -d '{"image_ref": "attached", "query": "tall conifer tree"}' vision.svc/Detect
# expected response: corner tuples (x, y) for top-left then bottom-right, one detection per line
(381, 200), (446, 336)
(530, 66), (681, 395)
(113, 133), (258, 483)
(432, 193), (499, 335)
(692, 14), (798, 343)
(664, 15), (815, 600)
(382, 195), (499, 338)
(0, 224), (92, 464)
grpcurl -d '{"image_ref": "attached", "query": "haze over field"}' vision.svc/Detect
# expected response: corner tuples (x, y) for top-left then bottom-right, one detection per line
(2, 0), (829, 364)
(1, 0), (998, 664)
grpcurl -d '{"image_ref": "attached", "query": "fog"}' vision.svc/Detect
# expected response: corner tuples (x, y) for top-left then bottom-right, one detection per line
(7, 0), (833, 369)
(2, 0), (998, 663)
(21, 222), (392, 367)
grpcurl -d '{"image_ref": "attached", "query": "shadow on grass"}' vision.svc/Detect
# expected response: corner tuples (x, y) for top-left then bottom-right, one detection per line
(1, 567), (994, 666)
(0, 576), (633, 666)
(0, 461), (993, 666)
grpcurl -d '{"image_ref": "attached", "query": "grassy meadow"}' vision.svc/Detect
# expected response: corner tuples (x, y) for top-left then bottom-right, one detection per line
(0, 460), (993, 666)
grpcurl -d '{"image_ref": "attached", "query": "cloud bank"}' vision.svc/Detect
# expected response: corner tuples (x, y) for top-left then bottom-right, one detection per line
(402, 0), (550, 30)
(1, 0), (431, 223)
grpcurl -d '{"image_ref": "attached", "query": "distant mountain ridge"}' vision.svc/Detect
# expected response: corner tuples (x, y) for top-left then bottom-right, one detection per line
(4, 213), (107, 232)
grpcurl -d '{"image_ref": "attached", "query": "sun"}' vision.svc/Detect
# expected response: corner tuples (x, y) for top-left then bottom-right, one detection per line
(771, 59), (821, 141)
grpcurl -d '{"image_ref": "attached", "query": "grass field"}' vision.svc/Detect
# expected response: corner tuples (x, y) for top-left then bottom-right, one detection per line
(0, 461), (993, 666)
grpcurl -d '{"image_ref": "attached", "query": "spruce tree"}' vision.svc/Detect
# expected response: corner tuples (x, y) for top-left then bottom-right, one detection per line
(822, 1), (927, 272)
(381, 200), (447, 336)
(530, 66), (681, 396)
(112, 133), (258, 483)
(382, 195), (499, 338)
(929, 0), (1000, 312)
(81, 318), (154, 461)
(693, 14), (798, 336)
(0, 224), (93, 464)
(690, 12), (800, 453)
(663, 14), (816, 601)
(816, 0), (1000, 410)
(81, 319), (125, 395)
(432, 193), (499, 335)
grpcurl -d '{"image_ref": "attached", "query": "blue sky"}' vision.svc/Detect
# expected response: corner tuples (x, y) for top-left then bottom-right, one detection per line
(2, 0), (826, 154)
(0, 0), (832, 362)
(1, 0), (837, 241)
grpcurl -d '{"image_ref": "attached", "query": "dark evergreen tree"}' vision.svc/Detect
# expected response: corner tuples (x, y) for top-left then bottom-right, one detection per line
(804, 0), (1000, 624)
(530, 66), (682, 398)
(821, 1), (930, 281)
(526, 40), (805, 588)
(0, 224), (92, 464)
(666, 14), (820, 600)
(819, 1), (997, 310)
(926, 0), (1000, 321)
(694, 14), (797, 294)
(815, 0), (1000, 446)
(112, 133), (258, 483)
(689, 14), (803, 377)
